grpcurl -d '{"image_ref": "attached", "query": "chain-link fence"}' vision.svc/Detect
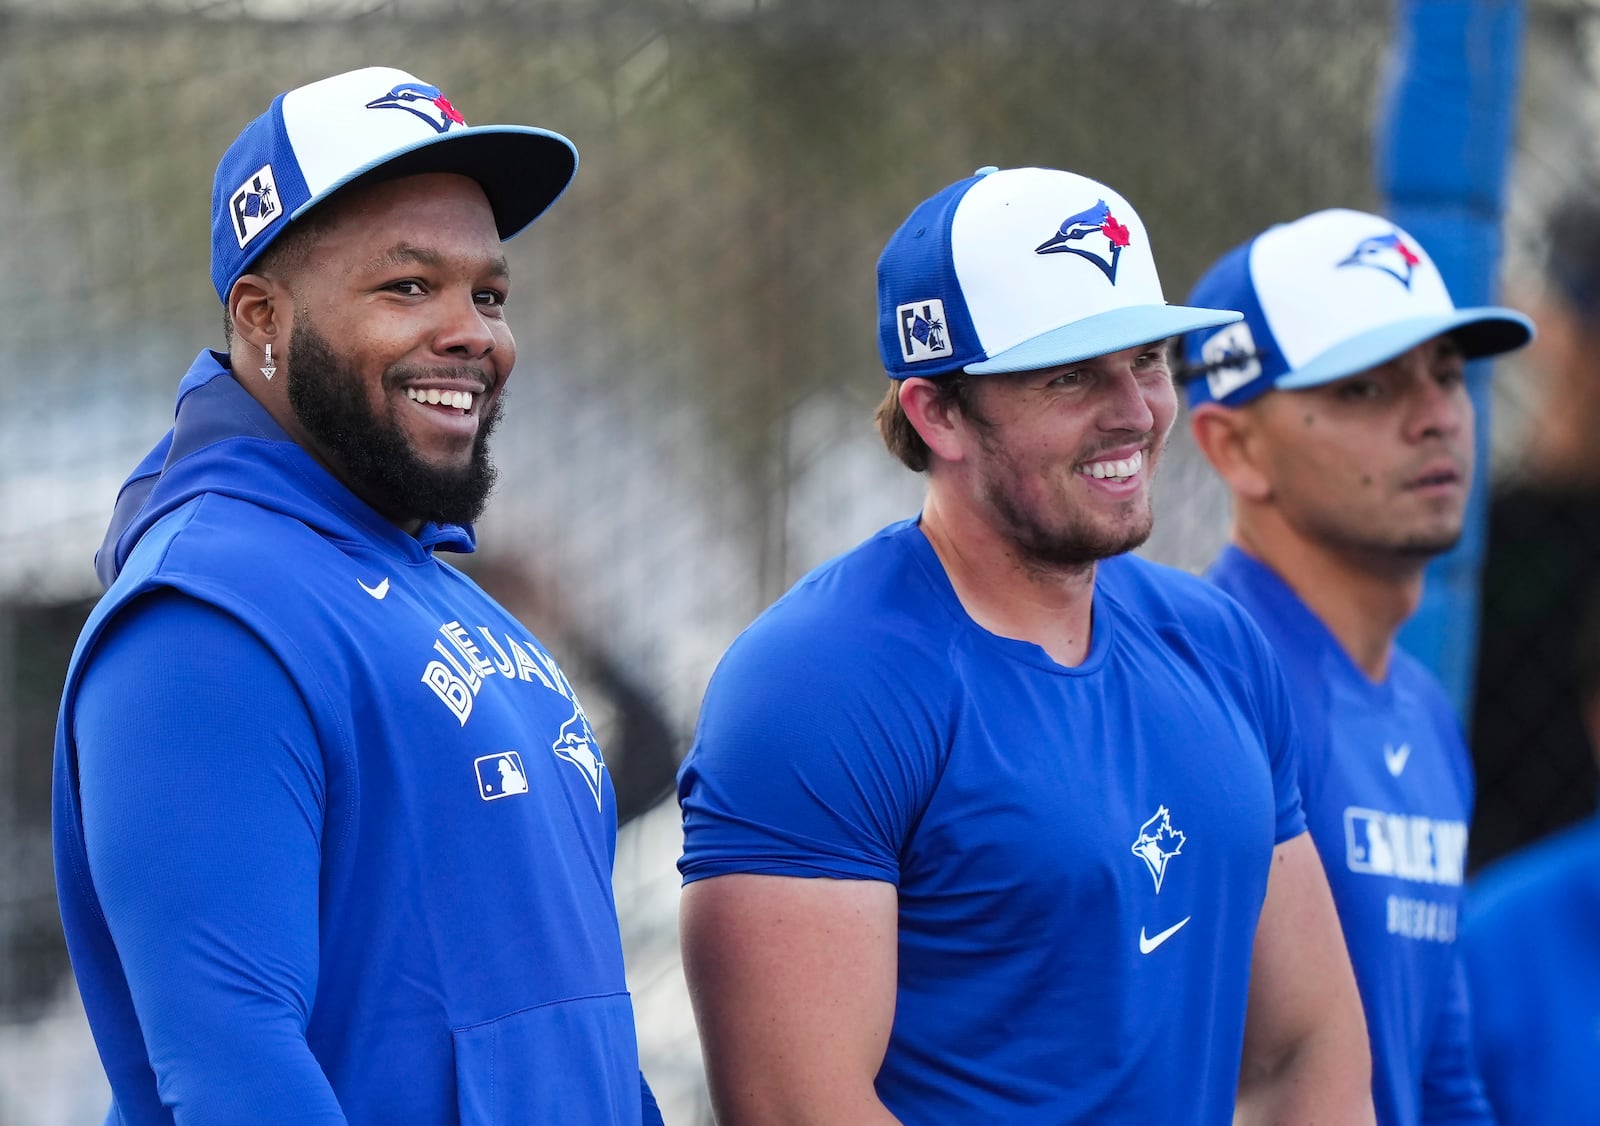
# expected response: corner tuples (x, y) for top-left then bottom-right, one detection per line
(3, 1), (1597, 1121)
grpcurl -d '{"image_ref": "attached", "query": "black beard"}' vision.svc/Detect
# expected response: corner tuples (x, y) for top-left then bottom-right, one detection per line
(285, 316), (501, 527)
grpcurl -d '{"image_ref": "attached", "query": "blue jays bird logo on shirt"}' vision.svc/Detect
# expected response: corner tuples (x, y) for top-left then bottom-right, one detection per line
(1035, 199), (1133, 282)
(1131, 805), (1186, 892)
(1338, 232), (1422, 289)
(553, 707), (606, 811)
(365, 82), (467, 134)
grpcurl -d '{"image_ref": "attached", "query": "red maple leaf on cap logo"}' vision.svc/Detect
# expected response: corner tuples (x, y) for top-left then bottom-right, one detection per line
(434, 95), (465, 125)
(1101, 213), (1131, 248)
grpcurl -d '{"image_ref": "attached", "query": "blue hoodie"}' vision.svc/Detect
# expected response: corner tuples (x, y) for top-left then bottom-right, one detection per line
(55, 351), (660, 1124)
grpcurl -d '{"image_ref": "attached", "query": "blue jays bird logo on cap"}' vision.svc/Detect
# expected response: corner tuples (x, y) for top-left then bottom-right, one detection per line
(1338, 231), (1422, 290)
(365, 82), (467, 134)
(1035, 199), (1133, 282)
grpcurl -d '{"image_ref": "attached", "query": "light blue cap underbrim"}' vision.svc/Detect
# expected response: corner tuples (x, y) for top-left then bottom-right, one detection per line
(966, 303), (1243, 375)
(1275, 307), (1535, 390)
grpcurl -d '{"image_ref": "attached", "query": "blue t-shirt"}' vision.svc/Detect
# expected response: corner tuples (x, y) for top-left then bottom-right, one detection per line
(1208, 545), (1491, 1126)
(1463, 814), (1600, 1123)
(679, 520), (1306, 1123)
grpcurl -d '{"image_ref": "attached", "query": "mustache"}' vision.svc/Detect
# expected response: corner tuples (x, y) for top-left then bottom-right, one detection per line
(382, 364), (493, 395)
(1078, 433), (1156, 461)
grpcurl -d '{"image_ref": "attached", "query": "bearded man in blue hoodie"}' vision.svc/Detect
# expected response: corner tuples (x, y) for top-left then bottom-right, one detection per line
(53, 67), (661, 1125)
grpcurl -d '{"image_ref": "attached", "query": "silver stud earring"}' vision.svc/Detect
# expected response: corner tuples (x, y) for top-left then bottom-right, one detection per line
(260, 342), (276, 381)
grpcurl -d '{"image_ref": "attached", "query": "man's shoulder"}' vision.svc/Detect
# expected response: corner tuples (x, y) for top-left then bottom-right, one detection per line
(1470, 817), (1600, 930)
(713, 522), (951, 687)
(127, 490), (348, 585)
(1101, 553), (1261, 639)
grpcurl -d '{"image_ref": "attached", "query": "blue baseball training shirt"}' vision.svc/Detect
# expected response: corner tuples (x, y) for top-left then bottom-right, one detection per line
(679, 519), (1307, 1122)
(1208, 545), (1491, 1126)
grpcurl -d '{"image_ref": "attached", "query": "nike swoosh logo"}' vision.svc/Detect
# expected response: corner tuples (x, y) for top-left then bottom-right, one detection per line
(1138, 916), (1191, 955)
(358, 577), (390, 600)
(1383, 743), (1411, 777)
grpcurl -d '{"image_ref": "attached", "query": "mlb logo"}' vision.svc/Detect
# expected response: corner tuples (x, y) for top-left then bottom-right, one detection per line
(474, 751), (530, 801)
(897, 299), (954, 364)
(230, 164), (281, 249)
(1344, 807), (1396, 876)
(1202, 321), (1262, 402)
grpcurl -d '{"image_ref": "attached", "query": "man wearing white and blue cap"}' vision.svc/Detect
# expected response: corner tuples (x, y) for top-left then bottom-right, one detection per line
(53, 67), (661, 1123)
(1182, 207), (1533, 1126)
(677, 167), (1374, 1123)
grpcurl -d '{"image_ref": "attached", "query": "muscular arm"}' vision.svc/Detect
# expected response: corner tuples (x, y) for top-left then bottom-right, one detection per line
(75, 591), (345, 1123)
(679, 874), (901, 1126)
(1236, 832), (1375, 1125)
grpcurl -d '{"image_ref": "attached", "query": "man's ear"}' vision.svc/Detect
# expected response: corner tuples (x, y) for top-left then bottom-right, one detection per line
(1189, 402), (1272, 503)
(228, 273), (285, 355)
(899, 376), (972, 465)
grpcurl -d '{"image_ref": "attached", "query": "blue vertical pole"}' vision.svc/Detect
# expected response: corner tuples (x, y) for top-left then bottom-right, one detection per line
(1380, 0), (1527, 718)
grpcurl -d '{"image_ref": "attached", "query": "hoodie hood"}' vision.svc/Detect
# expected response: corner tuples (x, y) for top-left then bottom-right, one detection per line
(96, 350), (475, 588)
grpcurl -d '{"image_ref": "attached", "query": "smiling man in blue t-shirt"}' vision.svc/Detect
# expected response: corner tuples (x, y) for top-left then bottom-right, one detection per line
(1182, 208), (1532, 1126)
(677, 167), (1375, 1124)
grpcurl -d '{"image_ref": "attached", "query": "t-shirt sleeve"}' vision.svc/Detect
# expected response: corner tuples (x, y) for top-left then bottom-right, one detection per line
(677, 621), (942, 886)
(75, 589), (346, 1123)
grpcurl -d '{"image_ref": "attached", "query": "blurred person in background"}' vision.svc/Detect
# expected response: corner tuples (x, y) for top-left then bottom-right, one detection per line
(52, 67), (661, 1124)
(1472, 181), (1600, 871)
(1182, 207), (1532, 1125)
(1462, 590), (1600, 1120)
(676, 165), (1374, 1124)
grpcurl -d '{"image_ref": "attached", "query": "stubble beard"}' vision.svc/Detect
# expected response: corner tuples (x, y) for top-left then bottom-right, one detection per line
(1340, 519), (1463, 565)
(978, 431), (1160, 572)
(286, 315), (502, 527)
(1393, 528), (1463, 558)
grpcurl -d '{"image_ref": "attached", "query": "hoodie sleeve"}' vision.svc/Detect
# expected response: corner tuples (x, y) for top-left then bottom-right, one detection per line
(74, 589), (346, 1124)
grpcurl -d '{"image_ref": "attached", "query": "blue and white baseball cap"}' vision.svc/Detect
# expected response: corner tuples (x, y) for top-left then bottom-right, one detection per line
(210, 66), (578, 303)
(1181, 208), (1534, 407)
(877, 166), (1242, 379)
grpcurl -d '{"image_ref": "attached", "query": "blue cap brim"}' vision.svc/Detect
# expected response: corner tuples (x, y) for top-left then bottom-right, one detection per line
(966, 304), (1243, 375)
(1275, 307), (1535, 390)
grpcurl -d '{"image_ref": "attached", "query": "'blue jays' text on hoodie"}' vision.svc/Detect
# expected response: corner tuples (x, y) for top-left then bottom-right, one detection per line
(54, 351), (660, 1125)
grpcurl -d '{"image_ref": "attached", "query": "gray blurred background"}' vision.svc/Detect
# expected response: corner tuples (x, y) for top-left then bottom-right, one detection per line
(2, 0), (1597, 1121)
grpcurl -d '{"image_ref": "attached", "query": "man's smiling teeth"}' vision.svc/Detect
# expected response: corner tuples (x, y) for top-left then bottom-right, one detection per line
(1077, 449), (1144, 480)
(406, 387), (473, 411)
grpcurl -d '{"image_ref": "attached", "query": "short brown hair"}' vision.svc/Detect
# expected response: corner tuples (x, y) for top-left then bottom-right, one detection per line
(875, 372), (981, 472)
